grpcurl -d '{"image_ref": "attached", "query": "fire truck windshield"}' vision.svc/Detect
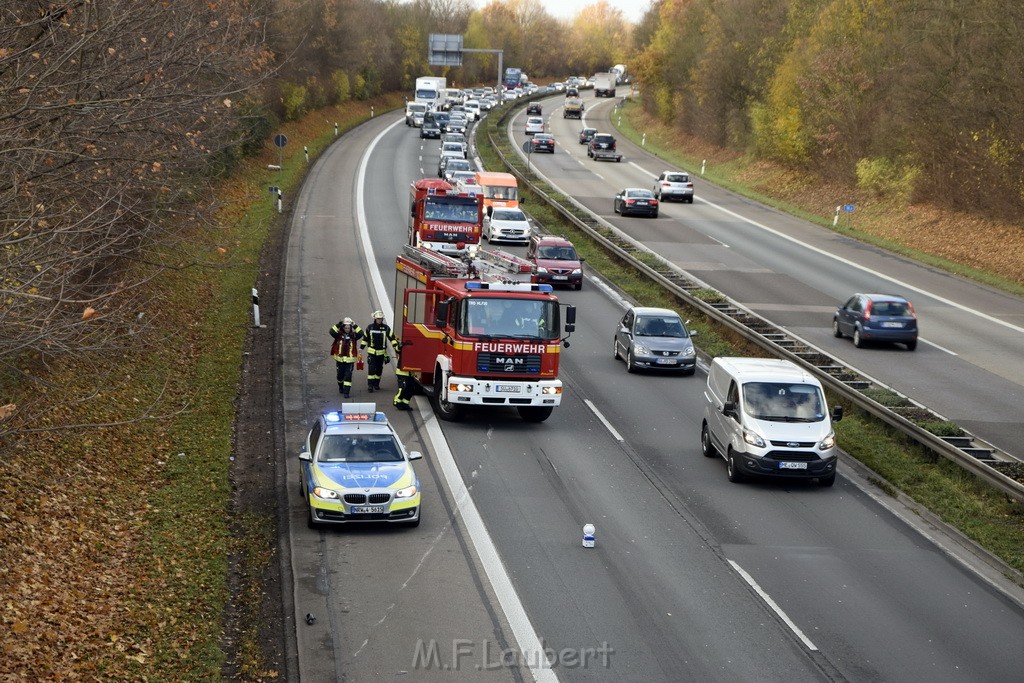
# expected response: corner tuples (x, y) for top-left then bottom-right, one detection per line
(424, 199), (478, 224)
(462, 298), (558, 340)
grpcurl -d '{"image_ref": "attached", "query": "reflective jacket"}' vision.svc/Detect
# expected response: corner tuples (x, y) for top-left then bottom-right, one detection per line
(361, 321), (399, 356)
(330, 322), (364, 362)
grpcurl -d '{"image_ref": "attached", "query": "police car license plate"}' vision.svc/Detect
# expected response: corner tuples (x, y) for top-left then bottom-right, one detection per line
(656, 358), (677, 365)
(351, 505), (385, 514)
(779, 462), (808, 470)
(497, 385), (521, 393)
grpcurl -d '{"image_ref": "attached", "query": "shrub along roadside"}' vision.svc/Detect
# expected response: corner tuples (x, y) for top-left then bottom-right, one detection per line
(0, 94), (403, 680)
(475, 101), (1024, 577)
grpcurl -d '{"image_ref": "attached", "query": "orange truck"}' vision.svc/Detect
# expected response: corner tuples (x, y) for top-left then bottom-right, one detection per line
(408, 178), (483, 253)
(473, 171), (520, 216)
(394, 245), (576, 423)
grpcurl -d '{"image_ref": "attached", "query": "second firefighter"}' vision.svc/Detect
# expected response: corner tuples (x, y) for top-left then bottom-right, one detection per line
(362, 310), (400, 393)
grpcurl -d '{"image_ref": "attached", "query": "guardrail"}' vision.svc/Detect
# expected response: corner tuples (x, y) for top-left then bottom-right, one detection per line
(481, 100), (1024, 504)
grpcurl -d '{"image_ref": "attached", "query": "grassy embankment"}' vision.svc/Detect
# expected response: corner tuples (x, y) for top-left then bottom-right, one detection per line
(0, 94), (403, 680)
(475, 97), (1024, 578)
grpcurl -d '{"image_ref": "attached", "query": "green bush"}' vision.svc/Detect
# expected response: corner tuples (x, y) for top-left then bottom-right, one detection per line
(856, 156), (919, 199)
(919, 421), (966, 437)
(331, 70), (351, 105)
(280, 82), (308, 122)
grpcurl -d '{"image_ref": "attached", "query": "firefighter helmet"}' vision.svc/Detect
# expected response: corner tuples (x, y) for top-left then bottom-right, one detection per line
(342, 317), (354, 326)
(372, 310), (384, 319)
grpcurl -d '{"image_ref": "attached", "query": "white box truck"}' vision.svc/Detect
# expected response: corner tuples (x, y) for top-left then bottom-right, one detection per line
(594, 72), (616, 98)
(415, 77), (447, 110)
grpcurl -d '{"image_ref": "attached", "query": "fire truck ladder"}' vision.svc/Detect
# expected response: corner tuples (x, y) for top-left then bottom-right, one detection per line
(402, 244), (535, 280)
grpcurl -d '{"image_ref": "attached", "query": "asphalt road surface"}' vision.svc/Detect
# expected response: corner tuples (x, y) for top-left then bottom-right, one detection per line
(278, 103), (1024, 681)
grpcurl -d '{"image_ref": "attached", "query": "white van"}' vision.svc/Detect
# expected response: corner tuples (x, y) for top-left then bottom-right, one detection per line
(701, 357), (843, 486)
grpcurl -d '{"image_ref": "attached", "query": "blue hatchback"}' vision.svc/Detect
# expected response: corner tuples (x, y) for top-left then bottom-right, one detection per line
(833, 293), (918, 350)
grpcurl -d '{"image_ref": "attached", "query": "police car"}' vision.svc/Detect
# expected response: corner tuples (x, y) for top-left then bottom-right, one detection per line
(299, 404), (422, 528)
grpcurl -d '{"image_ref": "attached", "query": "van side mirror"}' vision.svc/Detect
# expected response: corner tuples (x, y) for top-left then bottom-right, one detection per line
(831, 405), (844, 422)
(722, 401), (738, 419)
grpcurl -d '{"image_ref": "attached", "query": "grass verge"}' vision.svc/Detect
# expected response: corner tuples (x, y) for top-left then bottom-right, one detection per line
(0, 94), (404, 679)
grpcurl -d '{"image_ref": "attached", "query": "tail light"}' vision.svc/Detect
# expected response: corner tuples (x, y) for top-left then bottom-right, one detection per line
(651, 199), (658, 206)
(661, 182), (671, 187)
(685, 182), (693, 188)
(906, 301), (917, 318)
(863, 300), (873, 320)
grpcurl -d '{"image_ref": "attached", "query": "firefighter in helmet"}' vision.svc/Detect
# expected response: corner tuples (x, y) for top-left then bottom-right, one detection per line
(361, 310), (399, 393)
(329, 317), (363, 398)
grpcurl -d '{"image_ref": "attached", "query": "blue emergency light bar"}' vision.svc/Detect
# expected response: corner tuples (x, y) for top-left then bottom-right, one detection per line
(324, 404), (386, 423)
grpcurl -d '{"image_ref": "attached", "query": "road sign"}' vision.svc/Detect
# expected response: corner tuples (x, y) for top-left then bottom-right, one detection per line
(274, 133), (288, 148)
(429, 34), (463, 66)
(843, 204), (855, 213)
(522, 140), (532, 154)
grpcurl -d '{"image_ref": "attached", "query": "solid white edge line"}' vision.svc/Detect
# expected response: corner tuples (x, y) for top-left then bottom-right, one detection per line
(920, 337), (958, 356)
(358, 116), (558, 683)
(727, 560), (818, 652)
(583, 399), (624, 442)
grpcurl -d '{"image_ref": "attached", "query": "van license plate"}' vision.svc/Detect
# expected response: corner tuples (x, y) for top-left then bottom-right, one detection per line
(497, 385), (521, 393)
(351, 506), (385, 514)
(779, 462), (808, 470)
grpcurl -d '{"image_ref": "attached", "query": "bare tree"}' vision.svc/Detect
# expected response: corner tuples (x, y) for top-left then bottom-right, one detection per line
(0, 0), (273, 445)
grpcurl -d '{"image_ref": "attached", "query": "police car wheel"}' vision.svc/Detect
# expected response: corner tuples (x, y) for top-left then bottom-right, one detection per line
(306, 504), (323, 530)
(403, 512), (421, 528)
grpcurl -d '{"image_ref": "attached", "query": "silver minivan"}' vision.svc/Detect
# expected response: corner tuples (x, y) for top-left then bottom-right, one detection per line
(701, 357), (842, 486)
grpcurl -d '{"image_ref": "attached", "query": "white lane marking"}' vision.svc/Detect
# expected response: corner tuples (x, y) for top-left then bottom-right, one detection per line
(584, 399), (624, 442)
(728, 560), (818, 652)
(421, 409), (559, 682)
(357, 118), (558, 683)
(630, 161), (654, 177)
(920, 337), (958, 355)
(356, 118), (404, 320)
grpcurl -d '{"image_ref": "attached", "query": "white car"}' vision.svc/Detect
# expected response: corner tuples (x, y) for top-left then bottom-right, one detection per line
(484, 207), (531, 244)
(463, 100), (481, 121)
(525, 116), (544, 135)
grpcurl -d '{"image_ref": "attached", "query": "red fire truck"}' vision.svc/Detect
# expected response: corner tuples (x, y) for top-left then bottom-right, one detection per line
(394, 245), (576, 422)
(409, 178), (483, 253)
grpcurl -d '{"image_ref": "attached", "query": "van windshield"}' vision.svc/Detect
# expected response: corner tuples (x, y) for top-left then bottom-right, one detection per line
(742, 382), (825, 422)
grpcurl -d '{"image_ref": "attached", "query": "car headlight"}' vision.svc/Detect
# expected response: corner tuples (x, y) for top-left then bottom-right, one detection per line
(312, 486), (340, 500)
(571, 268), (582, 275)
(742, 428), (766, 448)
(683, 345), (695, 356)
(633, 343), (650, 355)
(819, 432), (836, 450)
(535, 266), (548, 274)
(395, 484), (419, 499)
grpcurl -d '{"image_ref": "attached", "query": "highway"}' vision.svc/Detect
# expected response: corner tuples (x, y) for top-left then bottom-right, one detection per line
(278, 99), (1024, 681)
(520, 94), (1024, 459)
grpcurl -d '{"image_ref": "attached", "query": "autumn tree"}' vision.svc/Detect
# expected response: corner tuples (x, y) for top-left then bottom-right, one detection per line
(0, 0), (273, 447)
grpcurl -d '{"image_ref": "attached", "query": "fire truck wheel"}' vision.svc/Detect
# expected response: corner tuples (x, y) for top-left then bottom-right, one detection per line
(518, 406), (553, 423)
(433, 376), (465, 422)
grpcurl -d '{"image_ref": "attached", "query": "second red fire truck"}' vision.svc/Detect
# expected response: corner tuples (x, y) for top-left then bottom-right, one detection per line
(408, 178), (483, 253)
